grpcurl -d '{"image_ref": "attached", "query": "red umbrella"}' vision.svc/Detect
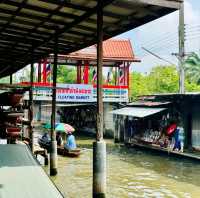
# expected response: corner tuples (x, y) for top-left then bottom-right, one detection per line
(55, 123), (75, 133)
(166, 123), (177, 135)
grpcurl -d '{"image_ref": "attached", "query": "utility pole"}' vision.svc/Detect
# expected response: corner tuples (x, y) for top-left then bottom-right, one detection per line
(179, 2), (185, 94)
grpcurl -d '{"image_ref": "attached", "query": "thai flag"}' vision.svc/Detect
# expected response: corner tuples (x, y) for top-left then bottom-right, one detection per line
(106, 71), (111, 84)
(119, 64), (125, 85)
(46, 64), (51, 76)
(92, 68), (97, 83)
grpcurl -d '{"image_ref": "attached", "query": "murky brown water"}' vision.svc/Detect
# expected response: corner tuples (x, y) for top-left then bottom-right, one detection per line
(44, 136), (200, 198)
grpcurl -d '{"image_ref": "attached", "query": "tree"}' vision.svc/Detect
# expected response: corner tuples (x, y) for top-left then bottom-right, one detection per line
(129, 65), (179, 100)
(147, 65), (179, 93)
(184, 52), (200, 84)
(57, 65), (76, 83)
(129, 72), (151, 100)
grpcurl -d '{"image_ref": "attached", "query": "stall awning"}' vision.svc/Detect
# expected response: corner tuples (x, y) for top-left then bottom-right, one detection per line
(111, 107), (166, 118)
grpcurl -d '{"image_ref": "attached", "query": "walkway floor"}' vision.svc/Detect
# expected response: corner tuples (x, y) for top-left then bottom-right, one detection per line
(0, 144), (63, 198)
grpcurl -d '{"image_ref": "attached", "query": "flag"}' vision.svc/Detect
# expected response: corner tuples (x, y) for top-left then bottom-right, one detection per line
(46, 64), (51, 77)
(82, 65), (89, 84)
(105, 67), (114, 84)
(118, 64), (125, 85)
(92, 68), (97, 83)
(106, 71), (111, 84)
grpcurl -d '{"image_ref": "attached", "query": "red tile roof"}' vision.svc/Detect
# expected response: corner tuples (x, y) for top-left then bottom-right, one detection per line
(103, 39), (135, 60)
(64, 39), (140, 62)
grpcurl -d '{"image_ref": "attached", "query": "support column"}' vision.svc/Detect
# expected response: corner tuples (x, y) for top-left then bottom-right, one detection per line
(29, 53), (34, 151)
(50, 33), (58, 176)
(38, 61), (42, 83)
(84, 60), (89, 84)
(77, 60), (81, 84)
(93, 1), (106, 197)
(37, 61), (42, 121)
(10, 74), (12, 84)
(123, 62), (126, 86)
(43, 59), (47, 83)
(114, 66), (117, 86)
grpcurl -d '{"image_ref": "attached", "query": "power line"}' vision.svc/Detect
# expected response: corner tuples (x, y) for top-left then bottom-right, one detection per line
(142, 47), (176, 65)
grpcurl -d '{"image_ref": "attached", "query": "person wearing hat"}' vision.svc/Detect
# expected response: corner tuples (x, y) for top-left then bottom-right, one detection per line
(64, 131), (76, 151)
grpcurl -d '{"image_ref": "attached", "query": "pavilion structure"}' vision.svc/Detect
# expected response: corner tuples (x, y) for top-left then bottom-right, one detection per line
(0, 0), (183, 197)
(30, 39), (140, 103)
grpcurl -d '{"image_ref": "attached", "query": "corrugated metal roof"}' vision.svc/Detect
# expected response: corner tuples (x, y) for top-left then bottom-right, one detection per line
(111, 107), (166, 118)
(128, 101), (171, 107)
(0, 0), (182, 77)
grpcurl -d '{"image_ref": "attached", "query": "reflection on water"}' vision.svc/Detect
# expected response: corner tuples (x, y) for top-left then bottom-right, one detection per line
(47, 136), (200, 198)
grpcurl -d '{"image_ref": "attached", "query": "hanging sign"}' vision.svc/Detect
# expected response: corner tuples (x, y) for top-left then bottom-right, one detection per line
(56, 84), (93, 102)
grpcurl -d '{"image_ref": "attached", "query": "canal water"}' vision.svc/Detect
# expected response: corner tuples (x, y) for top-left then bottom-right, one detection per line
(46, 136), (200, 198)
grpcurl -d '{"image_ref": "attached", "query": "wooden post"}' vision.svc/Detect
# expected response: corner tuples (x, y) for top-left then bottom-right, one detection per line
(84, 60), (89, 84)
(37, 61), (42, 121)
(93, 1), (106, 197)
(29, 53), (34, 151)
(50, 33), (58, 176)
(77, 61), (81, 84)
(114, 66), (117, 86)
(43, 59), (47, 83)
(10, 75), (12, 84)
(38, 61), (41, 83)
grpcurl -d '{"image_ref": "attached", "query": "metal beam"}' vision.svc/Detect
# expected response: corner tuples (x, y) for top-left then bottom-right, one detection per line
(3, 0), (79, 19)
(39, 0), (92, 12)
(0, 0), (28, 34)
(22, 0), (115, 60)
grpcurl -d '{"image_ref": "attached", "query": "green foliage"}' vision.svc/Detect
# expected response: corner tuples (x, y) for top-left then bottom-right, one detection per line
(57, 65), (76, 83)
(129, 72), (150, 100)
(184, 52), (200, 84)
(130, 65), (178, 100)
(148, 65), (179, 93)
(130, 63), (200, 100)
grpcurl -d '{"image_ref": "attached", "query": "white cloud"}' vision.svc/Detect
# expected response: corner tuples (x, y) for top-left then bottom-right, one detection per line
(118, 0), (200, 73)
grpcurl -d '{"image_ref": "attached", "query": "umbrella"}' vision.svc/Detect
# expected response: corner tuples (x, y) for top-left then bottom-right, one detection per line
(55, 123), (75, 133)
(43, 122), (51, 129)
(166, 123), (177, 135)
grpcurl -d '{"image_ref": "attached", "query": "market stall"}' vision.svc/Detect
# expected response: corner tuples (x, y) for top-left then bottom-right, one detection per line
(111, 101), (185, 153)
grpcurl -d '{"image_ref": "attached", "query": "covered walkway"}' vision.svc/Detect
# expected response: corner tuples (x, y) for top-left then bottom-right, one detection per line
(0, 144), (63, 198)
(0, 0), (183, 197)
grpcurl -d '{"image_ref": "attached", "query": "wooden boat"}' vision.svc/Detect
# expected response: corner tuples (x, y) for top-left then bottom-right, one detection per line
(0, 92), (23, 106)
(57, 146), (81, 157)
(6, 127), (21, 138)
(38, 139), (81, 157)
(38, 137), (51, 152)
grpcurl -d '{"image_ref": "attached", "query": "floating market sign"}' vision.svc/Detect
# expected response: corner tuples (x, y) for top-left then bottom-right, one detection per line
(23, 83), (128, 102)
(24, 84), (93, 102)
(56, 84), (93, 102)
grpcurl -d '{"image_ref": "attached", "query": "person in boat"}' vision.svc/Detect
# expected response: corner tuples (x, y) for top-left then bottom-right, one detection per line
(56, 131), (63, 146)
(41, 132), (51, 142)
(64, 132), (76, 151)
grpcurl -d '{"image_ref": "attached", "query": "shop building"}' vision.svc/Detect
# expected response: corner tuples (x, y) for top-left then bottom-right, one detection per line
(112, 93), (200, 153)
(22, 39), (139, 137)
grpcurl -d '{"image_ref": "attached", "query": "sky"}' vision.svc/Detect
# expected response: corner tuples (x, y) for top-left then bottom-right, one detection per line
(15, 0), (200, 81)
(116, 0), (200, 74)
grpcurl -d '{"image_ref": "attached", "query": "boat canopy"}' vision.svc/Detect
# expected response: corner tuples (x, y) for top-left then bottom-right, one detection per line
(110, 107), (167, 118)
